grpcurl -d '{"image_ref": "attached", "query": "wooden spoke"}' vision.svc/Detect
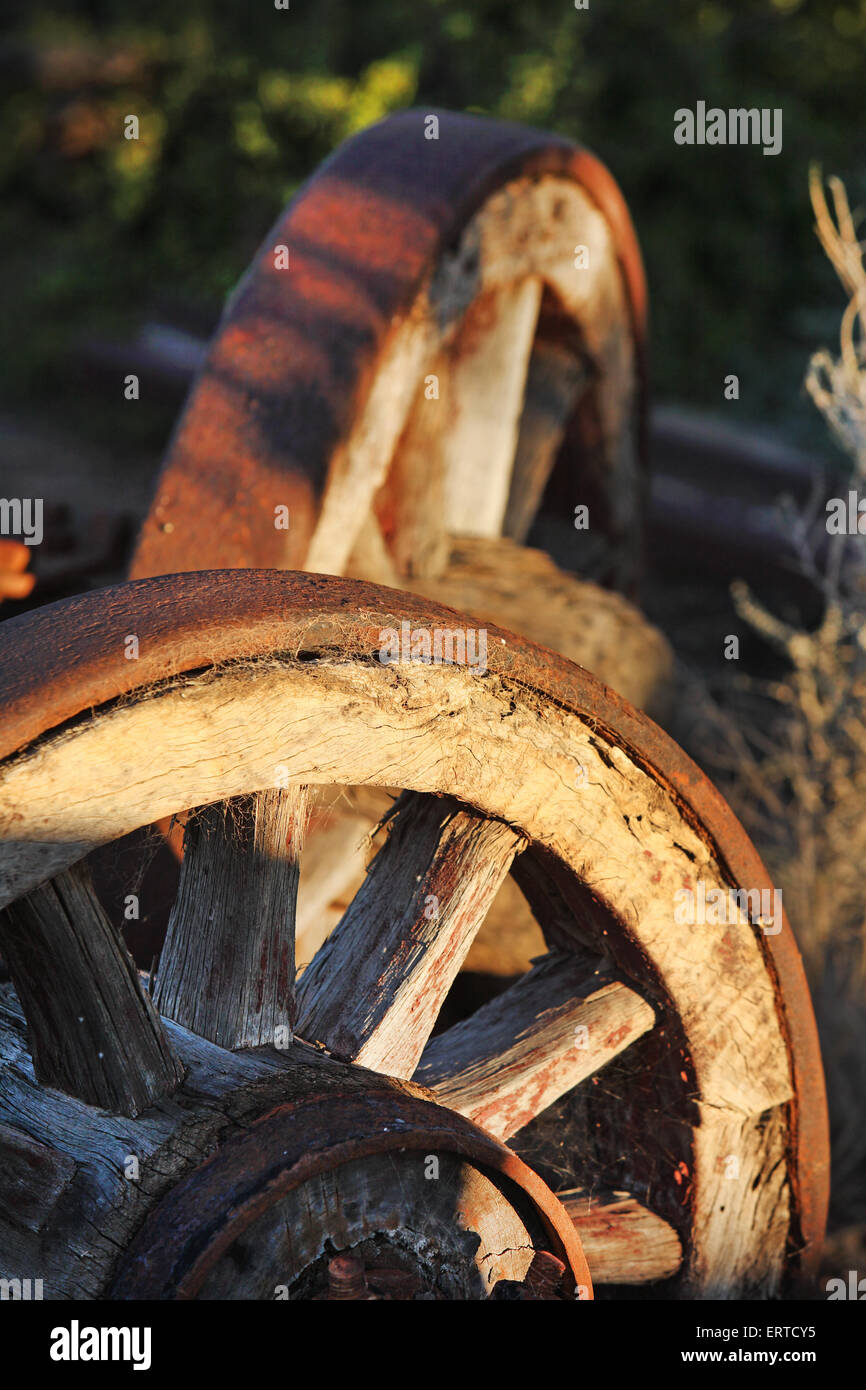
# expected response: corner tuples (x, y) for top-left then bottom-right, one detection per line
(504, 337), (589, 543)
(345, 509), (403, 589)
(294, 812), (371, 972)
(296, 794), (525, 1078)
(561, 1187), (683, 1285)
(442, 279), (542, 538)
(0, 862), (182, 1116)
(302, 317), (436, 579)
(369, 354), (454, 583)
(155, 786), (308, 1050)
(359, 280), (545, 589)
(415, 951), (655, 1140)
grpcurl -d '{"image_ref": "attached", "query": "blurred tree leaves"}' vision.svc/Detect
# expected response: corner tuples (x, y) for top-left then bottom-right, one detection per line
(0, 0), (862, 447)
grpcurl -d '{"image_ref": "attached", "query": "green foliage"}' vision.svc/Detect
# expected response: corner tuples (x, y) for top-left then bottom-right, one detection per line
(1, 0), (863, 447)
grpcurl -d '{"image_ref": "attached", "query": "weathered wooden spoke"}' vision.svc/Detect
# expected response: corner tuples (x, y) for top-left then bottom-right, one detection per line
(562, 1188), (683, 1286)
(281, 787), (679, 1289)
(0, 573), (828, 1298)
(415, 950), (655, 1141)
(0, 861), (182, 1116)
(296, 793), (524, 1077)
(154, 786), (308, 1050)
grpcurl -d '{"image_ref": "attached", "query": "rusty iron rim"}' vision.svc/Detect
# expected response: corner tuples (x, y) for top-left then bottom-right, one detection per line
(129, 108), (647, 582)
(0, 570), (829, 1282)
(109, 1083), (593, 1300)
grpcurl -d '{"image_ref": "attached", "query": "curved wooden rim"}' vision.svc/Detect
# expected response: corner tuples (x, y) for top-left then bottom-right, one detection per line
(129, 107), (647, 581)
(0, 570), (829, 1282)
(110, 1086), (593, 1300)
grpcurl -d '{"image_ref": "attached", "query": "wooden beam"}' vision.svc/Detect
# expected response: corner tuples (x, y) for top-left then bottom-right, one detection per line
(295, 811), (371, 971)
(442, 279), (542, 538)
(560, 1187), (683, 1285)
(0, 1119), (76, 1235)
(504, 340), (588, 543)
(296, 793), (524, 1077)
(373, 354), (453, 582)
(303, 317), (436, 577)
(155, 786), (308, 1050)
(416, 951), (655, 1140)
(0, 863), (183, 1116)
(345, 510), (402, 589)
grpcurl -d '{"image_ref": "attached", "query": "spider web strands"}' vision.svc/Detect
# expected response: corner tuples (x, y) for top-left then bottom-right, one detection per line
(415, 949), (655, 1141)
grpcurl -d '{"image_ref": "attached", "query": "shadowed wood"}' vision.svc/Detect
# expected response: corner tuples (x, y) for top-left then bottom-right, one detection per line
(155, 787), (308, 1049)
(196, 1152), (537, 1300)
(510, 842), (613, 955)
(0, 862), (182, 1116)
(0, 1121), (76, 1274)
(0, 984), (581, 1299)
(296, 794), (525, 1078)
(561, 1187), (683, 1285)
(415, 951), (655, 1140)
(504, 338), (589, 542)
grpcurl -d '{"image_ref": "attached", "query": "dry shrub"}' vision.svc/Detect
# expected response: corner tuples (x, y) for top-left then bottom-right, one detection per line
(680, 172), (866, 1226)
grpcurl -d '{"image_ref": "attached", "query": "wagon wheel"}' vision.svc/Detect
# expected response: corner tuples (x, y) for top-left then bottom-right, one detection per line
(130, 108), (647, 593)
(122, 107), (659, 978)
(0, 978), (586, 1301)
(0, 572), (828, 1298)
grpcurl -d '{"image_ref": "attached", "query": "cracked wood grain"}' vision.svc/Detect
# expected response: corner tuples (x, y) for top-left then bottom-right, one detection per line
(560, 1187), (682, 1285)
(0, 862), (183, 1116)
(155, 787), (308, 1050)
(296, 792), (524, 1078)
(415, 950), (655, 1140)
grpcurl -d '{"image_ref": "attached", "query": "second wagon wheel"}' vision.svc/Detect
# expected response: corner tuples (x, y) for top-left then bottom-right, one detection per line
(0, 572), (828, 1298)
(130, 108), (647, 592)
(119, 107), (662, 980)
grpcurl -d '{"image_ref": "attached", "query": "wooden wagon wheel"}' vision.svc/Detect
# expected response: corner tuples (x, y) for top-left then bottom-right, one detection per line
(130, 108), (647, 593)
(0, 572), (828, 1298)
(120, 107), (666, 980)
(0, 987), (586, 1301)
